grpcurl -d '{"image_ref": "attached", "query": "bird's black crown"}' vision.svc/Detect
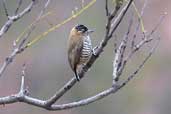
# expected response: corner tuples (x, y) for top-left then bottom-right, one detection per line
(75, 24), (88, 33)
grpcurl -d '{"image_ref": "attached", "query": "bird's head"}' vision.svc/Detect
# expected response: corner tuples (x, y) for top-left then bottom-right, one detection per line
(71, 24), (94, 36)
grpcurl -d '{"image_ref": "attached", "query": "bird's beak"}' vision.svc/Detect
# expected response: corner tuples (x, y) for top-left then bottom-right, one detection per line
(87, 29), (94, 34)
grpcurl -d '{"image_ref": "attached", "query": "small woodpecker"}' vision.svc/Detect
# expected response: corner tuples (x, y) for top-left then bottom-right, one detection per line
(67, 24), (94, 81)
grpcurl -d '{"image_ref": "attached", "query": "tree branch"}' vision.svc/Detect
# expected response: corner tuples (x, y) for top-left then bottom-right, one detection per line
(112, 14), (133, 84)
(0, 0), (36, 38)
(0, 0), (51, 78)
(131, 0), (148, 49)
(109, 0), (133, 38)
(105, 0), (109, 16)
(15, 0), (23, 15)
(120, 38), (160, 88)
(2, 0), (9, 17)
(0, 37), (159, 111)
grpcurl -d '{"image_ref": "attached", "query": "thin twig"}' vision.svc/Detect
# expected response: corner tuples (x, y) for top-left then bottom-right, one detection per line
(105, 0), (109, 16)
(0, 0), (35, 38)
(131, 0), (148, 49)
(119, 12), (166, 77)
(112, 13), (133, 84)
(19, 64), (26, 94)
(18, 0), (51, 49)
(2, 0), (9, 17)
(120, 38), (160, 88)
(146, 13), (166, 38)
(0, 0), (50, 78)
(15, 0), (23, 15)
(109, 0), (133, 38)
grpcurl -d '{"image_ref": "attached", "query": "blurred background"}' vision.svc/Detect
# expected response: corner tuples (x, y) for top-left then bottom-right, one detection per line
(0, 0), (170, 114)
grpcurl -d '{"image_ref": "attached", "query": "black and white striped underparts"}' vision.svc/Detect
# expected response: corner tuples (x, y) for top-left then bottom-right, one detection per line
(80, 35), (92, 64)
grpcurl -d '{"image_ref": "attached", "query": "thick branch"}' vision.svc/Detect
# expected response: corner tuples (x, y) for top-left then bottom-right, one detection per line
(50, 87), (116, 110)
(45, 78), (76, 106)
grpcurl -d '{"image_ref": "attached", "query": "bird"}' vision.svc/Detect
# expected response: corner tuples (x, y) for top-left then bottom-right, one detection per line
(67, 24), (94, 81)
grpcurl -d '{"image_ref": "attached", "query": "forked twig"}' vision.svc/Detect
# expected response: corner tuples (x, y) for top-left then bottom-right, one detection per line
(0, 0), (36, 38)
(0, 0), (51, 78)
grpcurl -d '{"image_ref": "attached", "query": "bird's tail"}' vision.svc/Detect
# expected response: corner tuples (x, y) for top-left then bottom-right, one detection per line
(74, 69), (80, 81)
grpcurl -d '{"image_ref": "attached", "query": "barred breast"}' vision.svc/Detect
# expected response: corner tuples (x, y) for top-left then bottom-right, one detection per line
(79, 35), (92, 64)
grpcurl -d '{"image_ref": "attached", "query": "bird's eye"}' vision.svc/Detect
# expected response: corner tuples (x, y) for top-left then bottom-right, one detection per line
(77, 29), (85, 33)
(81, 29), (85, 32)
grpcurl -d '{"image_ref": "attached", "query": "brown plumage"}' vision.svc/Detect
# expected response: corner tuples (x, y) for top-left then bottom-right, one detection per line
(67, 24), (93, 81)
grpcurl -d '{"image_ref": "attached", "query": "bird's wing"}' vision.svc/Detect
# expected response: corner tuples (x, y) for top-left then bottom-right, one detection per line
(73, 39), (83, 81)
(68, 37), (83, 72)
(73, 38), (83, 71)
